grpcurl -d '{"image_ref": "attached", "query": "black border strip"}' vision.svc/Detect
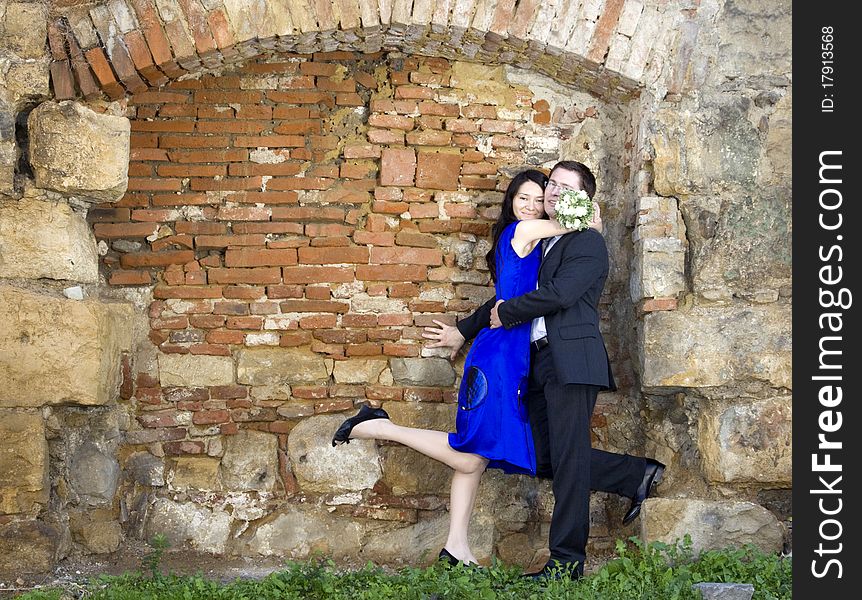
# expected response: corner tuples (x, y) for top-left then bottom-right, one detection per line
(793, 2), (860, 596)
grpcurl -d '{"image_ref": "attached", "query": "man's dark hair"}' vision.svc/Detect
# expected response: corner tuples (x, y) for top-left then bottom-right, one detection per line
(550, 161), (597, 199)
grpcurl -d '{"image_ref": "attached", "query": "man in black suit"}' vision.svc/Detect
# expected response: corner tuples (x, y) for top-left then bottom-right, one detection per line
(425, 161), (664, 578)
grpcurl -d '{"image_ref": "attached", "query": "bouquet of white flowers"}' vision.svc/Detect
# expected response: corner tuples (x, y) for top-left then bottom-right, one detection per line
(554, 189), (595, 231)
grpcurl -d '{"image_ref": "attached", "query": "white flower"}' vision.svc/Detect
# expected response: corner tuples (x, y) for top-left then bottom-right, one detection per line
(554, 189), (595, 231)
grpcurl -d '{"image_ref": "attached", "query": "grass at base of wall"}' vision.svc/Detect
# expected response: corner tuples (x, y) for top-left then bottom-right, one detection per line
(15, 536), (791, 600)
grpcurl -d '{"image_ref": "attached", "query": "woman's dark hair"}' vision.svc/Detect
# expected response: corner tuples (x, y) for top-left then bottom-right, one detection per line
(485, 169), (548, 283)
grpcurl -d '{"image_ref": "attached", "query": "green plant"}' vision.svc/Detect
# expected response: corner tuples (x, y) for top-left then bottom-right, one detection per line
(14, 537), (791, 600)
(9, 592), (62, 600)
(583, 536), (791, 600)
(141, 533), (170, 580)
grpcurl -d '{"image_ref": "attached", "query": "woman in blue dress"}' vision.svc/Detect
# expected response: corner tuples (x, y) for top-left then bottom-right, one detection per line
(332, 169), (597, 565)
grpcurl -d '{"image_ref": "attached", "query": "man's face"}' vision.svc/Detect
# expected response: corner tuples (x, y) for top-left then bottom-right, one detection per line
(544, 168), (584, 219)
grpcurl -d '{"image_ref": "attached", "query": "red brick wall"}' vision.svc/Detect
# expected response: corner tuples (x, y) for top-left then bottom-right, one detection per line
(93, 52), (554, 454)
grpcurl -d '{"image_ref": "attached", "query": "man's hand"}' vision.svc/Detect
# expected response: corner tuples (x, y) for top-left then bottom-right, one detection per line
(490, 299), (504, 329)
(422, 320), (465, 360)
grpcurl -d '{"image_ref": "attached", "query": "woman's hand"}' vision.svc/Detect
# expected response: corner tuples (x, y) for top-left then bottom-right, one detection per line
(589, 201), (603, 233)
(422, 320), (465, 360)
(490, 299), (504, 328)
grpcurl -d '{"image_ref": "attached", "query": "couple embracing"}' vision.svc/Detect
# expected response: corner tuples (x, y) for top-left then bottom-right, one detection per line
(332, 161), (665, 579)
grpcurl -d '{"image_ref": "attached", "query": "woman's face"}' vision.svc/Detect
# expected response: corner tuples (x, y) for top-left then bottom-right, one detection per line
(512, 180), (545, 221)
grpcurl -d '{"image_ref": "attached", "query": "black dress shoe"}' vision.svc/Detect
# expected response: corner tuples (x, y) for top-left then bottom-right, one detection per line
(331, 404), (389, 446)
(623, 458), (666, 525)
(522, 561), (582, 581)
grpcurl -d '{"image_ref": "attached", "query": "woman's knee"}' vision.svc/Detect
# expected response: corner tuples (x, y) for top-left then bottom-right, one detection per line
(457, 454), (488, 474)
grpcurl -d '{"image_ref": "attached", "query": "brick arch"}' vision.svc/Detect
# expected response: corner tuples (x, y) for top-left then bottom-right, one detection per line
(49, 0), (676, 102)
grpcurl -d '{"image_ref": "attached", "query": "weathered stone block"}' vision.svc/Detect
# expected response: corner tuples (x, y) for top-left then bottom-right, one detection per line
(28, 101), (130, 202)
(236, 348), (329, 386)
(496, 531), (548, 570)
(641, 498), (784, 554)
(390, 357), (456, 387)
(0, 93), (12, 195)
(0, 97), (13, 138)
(169, 456), (222, 491)
(69, 509), (122, 554)
(221, 0), (295, 40)
(693, 583), (755, 600)
(158, 354), (235, 387)
(0, 286), (135, 408)
(380, 446), (452, 496)
(360, 509), (496, 566)
(288, 414), (381, 492)
(474, 469), (547, 524)
(251, 384), (292, 401)
(764, 90), (791, 180)
(639, 304), (791, 390)
(698, 397), (791, 485)
(0, 142), (14, 195)
(381, 401), (455, 432)
(125, 451), (165, 486)
(332, 359), (387, 384)
(712, 0), (791, 86)
(630, 197), (686, 301)
(81, 520), (123, 554)
(456, 283), (495, 305)
(360, 511), (449, 566)
(684, 191), (791, 301)
(2, 60), (51, 103)
(369, 459), (526, 567)
(0, 411), (48, 514)
(0, 198), (99, 282)
(631, 245), (686, 301)
(235, 506), (363, 559)
(220, 430), (278, 492)
(450, 62), (517, 106)
(1, 2), (49, 58)
(69, 442), (121, 504)
(145, 498), (231, 554)
(0, 520), (60, 577)
(349, 293), (407, 313)
(649, 98), (760, 197)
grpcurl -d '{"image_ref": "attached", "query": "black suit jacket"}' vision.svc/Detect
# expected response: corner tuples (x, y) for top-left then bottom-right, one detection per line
(457, 228), (616, 390)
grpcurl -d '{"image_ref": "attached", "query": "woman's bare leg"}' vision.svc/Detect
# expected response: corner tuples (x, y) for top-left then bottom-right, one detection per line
(351, 419), (486, 475)
(350, 419), (488, 563)
(444, 464), (488, 563)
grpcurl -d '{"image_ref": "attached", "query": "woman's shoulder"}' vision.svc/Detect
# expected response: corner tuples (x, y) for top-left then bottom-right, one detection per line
(503, 221), (520, 235)
(498, 220), (520, 242)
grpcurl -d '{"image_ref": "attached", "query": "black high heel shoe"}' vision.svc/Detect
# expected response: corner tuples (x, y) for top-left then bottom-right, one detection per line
(439, 548), (483, 569)
(331, 404), (389, 447)
(438, 548), (460, 566)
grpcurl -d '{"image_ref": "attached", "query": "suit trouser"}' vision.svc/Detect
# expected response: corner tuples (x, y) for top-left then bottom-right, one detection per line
(527, 345), (646, 571)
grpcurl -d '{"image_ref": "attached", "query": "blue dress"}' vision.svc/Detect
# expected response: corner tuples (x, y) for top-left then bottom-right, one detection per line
(448, 222), (540, 475)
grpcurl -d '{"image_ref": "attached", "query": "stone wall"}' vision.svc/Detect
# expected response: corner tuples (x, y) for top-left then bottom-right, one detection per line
(0, 0), (792, 577)
(635, 0), (792, 553)
(93, 51), (636, 566)
(1, 1), (142, 576)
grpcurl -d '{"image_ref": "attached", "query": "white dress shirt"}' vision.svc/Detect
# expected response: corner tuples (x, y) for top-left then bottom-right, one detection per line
(530, 235), (561, 342)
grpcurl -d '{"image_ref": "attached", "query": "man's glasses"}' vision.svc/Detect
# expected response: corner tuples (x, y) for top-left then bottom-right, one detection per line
(546, 180), (580, 194)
